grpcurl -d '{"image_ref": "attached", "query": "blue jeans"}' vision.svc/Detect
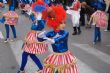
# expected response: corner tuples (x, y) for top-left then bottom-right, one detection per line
(5, 24), (16, 39)
(94, 27), (101, 42)
(20, 51), (43, 71)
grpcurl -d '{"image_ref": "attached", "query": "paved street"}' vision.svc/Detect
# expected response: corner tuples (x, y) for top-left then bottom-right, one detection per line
(0, 7), (110, 73)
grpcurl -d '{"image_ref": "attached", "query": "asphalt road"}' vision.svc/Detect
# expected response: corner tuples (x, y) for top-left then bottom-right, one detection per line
(0, 6), (110, 73)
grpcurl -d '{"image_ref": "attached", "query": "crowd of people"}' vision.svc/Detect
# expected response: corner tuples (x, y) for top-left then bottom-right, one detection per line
(0, 0), (109, 73)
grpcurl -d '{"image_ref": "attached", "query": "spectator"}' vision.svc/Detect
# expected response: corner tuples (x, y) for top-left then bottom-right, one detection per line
(80, 0), (94, 26)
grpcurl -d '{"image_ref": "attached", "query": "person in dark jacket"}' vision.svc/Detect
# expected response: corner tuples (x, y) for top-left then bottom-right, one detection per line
(80, 0), (93, 26)
(80, 0), (106, 26)
(107, 6), (110, 31)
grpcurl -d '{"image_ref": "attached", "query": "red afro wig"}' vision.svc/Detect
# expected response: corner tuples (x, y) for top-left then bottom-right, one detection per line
(43, 5), (66, 29)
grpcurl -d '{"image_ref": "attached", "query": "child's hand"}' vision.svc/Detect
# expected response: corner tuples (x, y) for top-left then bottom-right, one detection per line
(45, 37), (55, 44)
(66, 6), (70, 10)
(38, 31), (46, 38)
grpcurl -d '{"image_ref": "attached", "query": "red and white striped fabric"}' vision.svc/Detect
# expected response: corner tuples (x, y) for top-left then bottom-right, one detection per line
(3, 11), (18, 18)
(3, 11), (18, 25)
(42, 51), (78, 73)
(92, 10), (108, 28)
(23, 31), (48, 54)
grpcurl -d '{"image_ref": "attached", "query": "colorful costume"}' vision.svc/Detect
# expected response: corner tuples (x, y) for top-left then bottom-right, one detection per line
(66, 0), (81, 35)
(88, 10), (108, 44)
(0, 5), (18, 42)
(18, 0), (48, 73)
(38, 5), (78, 73)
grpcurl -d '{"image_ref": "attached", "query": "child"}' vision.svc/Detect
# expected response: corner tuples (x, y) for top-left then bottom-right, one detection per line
(66, 0), (81, 35)
(18, 0), (48, 73)
(0, 5), (18, 43)
(88, 10), (108, 44)
(38, 5), (79, 73)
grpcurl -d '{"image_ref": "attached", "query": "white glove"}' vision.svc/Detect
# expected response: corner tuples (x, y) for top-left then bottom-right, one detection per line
(66, 6), (70, 10)
(38, 31), (46, 38)
(44, 37), (55, 44)
(27, 10), (32, 15)
(36, 12), (42, 20)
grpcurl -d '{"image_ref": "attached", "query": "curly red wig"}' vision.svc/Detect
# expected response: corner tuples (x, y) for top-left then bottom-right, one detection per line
(43, 5), (66, 29)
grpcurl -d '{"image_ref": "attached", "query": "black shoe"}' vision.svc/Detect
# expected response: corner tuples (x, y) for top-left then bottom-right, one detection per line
(4, 39), (9, 43)
(72, 27), (77, 35)
(77, 27), (81, 35)
(72, 32), (77, 35)
(77, 31), (81, 35)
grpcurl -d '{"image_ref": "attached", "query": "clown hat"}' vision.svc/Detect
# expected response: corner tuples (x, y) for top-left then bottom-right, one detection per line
(31, 0), (47, 12)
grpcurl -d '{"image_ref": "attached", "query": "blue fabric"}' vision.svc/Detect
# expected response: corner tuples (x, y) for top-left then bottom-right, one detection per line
(94, 26), (101, 42)
(5, 24), (16, 39)
(21, 0), (30, 4)
(44, 0), (50, 4)
(90, 0), (106, 10)
(46, 30), (69, 53)
(9, 0), (18, 9)
(34, 5), (46, 12)
(9, 5), (15, 11)
(31, 20), (45, 31)
(0, 0), (3, 2)
(0, 17), (5, 24)
(55, 70), (59, 73)
(30, 14), (36, 21)
(20, 51), (43, 71)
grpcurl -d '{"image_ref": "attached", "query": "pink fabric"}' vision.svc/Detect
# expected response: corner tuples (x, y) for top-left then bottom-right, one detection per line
(23, 31), (48, 54)
(42, 51), (79, 73)
(4, 18), (18, 25)
(3, 11), (18, 25)
(92, 10), (108, 28)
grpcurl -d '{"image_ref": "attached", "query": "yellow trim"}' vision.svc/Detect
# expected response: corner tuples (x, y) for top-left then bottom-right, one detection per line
(24, 40), (46, 44)
(44, 59), (77, 73)
(53, 51), (70, 55)
(43, 51), (77, 73)
(31, 30), (37, 33)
